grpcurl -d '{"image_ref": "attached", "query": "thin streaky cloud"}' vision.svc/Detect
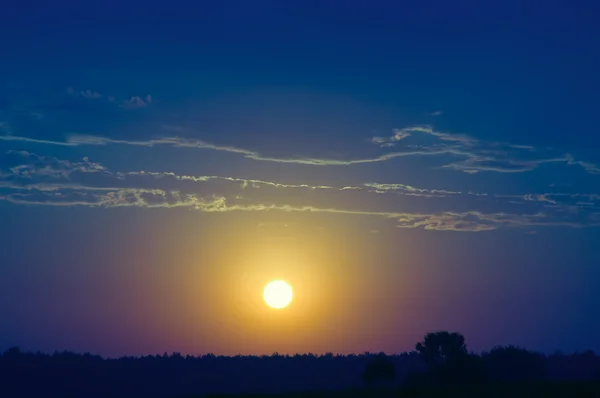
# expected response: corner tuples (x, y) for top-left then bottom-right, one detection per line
(0, 188), (596, 232)
(440, 155), (573, 174)
(0, 180), (120, 192)
(364, 182), (461, 197)
(0, 132), (450, 165)
(130, 172), (362, 191)
(0, 134), (78, 146)
(1, 150), (597, 230)
(1, 124), (599, 174)
(3, 151), (599, 212)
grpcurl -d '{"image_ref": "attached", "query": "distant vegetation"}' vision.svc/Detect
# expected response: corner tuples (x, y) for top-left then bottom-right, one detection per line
(1, 331), (599, 397)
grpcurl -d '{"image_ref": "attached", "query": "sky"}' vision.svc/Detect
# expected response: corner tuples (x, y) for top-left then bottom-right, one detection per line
(1, 0), (599, 357)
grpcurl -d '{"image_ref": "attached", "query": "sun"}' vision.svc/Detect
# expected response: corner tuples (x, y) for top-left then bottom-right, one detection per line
(263, 280), (293, 309)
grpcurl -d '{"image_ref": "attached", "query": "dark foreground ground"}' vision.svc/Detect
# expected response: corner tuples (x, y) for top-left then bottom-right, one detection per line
(196, 381), (600, 398)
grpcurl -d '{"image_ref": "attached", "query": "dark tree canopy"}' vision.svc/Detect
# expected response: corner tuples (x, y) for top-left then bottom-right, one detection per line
(483, 345), (547, 381)
(415, 331), (468, 369)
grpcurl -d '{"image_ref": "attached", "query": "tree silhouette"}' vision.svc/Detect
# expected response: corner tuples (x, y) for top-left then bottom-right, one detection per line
(483, 346), (546, 381)
(415, 331), (468, 369)
(409, 331), (486, 386)
(362, 352), (396, 387)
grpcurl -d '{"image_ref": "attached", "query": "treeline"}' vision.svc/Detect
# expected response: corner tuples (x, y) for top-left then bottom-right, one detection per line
(1, 332), (599, 397)
(364, 332), (600, 388)
(0, 349), (419, 397)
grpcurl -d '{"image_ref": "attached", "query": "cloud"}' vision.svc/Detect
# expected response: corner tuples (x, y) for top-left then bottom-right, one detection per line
(0, 186), (594, 232)
(66, 87), (152, 109)
(67, 87), (102, 99)
(117, 171), (598, 210)
(121, 95), (152, 109)
(2, 150), (598, 209)
(0, 133), (78, 146)
(429, 111), (443, 116)
(369, 126), (600, 175)
(441, 155), (572, 174)
(118, 170), (364, 192)
(2, 150), (106, 179)
(391, 129), (412, 141)
(1, 151), (599, 232)
(0, 180), (118, 192)
(363, 182), (460, 198)
(370, 136), (388, 144)
(0, 188), (218, 209)
(522, 192), (600, 207)
(569, 159), (600, 175)
(1, 125), (599, 174)
(0, 131), (447, 165)
(80, 89), (102, 99)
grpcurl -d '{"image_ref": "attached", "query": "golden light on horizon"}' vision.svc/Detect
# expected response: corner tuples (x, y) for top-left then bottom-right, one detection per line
(263, 280), (293, 309)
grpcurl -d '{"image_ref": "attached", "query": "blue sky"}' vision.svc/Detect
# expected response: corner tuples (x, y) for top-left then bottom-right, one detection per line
(1, 1), (599, 356)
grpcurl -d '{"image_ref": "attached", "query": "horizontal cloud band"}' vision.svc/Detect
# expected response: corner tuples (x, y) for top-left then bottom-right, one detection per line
(1, 124), (598, 173)
(1, 150), (599, 232)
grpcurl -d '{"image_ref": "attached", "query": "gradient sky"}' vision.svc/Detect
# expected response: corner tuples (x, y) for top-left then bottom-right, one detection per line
(1, 0), (599, 357)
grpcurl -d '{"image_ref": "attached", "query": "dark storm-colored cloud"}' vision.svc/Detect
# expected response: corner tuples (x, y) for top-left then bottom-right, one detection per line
(1, 150), (599, 232)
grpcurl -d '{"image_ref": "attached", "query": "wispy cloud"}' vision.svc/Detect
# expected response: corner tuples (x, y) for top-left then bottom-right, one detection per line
(121, 95), (152, 109)
(392, 129), (412, 141)
(68, 87), (102, 99)
(369, 126), (599, 174)
(569, 159), (600, 175)
(1, 151), (598, 232)
(0, 133), (78, 146)
(66, 87), (153, 109)
(364, 183), (460, 198)
(0, 131), (444, 165)
(370, 136), (388, 145)
(0, 187), (594, 232)
(2, 150), (107, 179)
(1, 124), (598, 174)
(80, 89), (102, 99)
(119, 171), (362, 192)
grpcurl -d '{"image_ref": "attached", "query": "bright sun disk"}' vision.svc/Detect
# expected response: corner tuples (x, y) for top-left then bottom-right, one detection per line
(263, 280), (293, 309)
